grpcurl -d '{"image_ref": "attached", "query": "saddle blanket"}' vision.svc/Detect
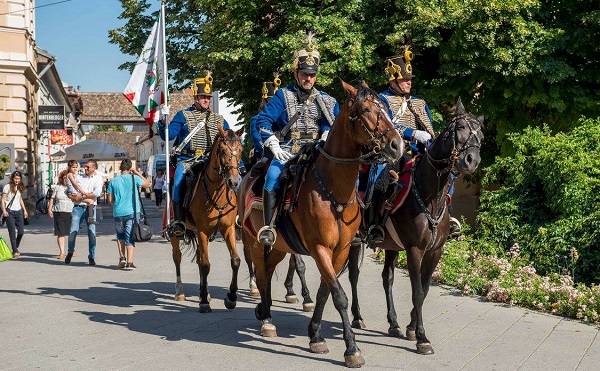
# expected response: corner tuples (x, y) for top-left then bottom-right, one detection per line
(390, 157), (417, 214)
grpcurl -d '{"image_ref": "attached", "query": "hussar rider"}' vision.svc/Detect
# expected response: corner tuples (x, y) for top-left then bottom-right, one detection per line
(157, 72), (231, 237)
(255, 34), (339, 245)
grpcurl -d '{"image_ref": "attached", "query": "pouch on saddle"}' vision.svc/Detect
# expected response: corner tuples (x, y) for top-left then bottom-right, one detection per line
(279, 141), (320, 214)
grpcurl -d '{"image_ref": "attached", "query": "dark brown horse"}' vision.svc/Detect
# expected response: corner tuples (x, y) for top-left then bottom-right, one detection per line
(349, 97), (484, 354)
(238, 80), (404, 368)
(170, 125), (245, 313)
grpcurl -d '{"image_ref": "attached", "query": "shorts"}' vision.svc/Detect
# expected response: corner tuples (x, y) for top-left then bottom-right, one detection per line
(114, 213), (140, 247)
(53, 211), (72, 236)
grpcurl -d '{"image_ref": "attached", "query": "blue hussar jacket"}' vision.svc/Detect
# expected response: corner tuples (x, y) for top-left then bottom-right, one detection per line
(378, 87), (433, 142)
(157, 105), (230, 162)
(256, 84), (340, 144)
(249, 114), (263, 154)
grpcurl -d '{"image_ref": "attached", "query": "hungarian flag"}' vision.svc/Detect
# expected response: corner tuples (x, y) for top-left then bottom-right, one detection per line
(123, 9), (167, 127)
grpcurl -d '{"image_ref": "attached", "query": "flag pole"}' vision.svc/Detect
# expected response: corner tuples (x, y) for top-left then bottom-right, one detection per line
(161, 0), (171, 230)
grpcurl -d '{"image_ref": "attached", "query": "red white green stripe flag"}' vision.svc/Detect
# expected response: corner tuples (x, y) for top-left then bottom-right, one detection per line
(123, 9), (167, 126)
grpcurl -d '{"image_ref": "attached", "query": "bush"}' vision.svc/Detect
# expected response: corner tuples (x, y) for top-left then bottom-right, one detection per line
(475, 117), (600, 284)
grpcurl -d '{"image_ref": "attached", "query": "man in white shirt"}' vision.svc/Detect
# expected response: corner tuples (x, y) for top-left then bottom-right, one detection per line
(65, 159), (104, 266)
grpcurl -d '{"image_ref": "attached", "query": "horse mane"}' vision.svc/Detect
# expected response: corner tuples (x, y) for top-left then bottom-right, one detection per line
(355, 83), (381, 105)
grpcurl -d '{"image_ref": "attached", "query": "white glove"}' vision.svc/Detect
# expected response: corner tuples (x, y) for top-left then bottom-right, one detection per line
(264, 135), (292, 161)
(320, 130), (329, 142)
(413, 130), (432, 144)
(160, 105), (170, 119)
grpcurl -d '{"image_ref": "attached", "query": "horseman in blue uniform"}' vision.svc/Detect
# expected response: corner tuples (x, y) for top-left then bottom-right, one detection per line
(255, 35), (339, 245)
(249, 73), (281, 165)
(157, 72), (230, 237)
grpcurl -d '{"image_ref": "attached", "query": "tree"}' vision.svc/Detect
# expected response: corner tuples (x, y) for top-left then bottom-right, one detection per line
(93, 125), (127, 132)
(110, 0), (600, 161)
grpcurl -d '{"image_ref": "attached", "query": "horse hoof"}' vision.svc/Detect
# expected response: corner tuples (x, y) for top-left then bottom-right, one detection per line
(388, 327), (404, 338)
(309, 341), (328, 354)
(199, 303), (212, 313)
(302, 302), (315, 312)
(405, 327), (417, 341)
(249, 288), (260, 297)
(224, 296), (237, 310)
(352, 319), (366, 329)
(261, 323), (277, 337)
(416, 342), (434, 355)
(285, 295), (299, 304)
(174, 294), (186, 301)
(207, 293), (211, 302)
(344, 353), (365, 368)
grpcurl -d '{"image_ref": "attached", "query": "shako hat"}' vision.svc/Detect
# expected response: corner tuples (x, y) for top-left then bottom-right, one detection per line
(262, 71), (281, 99)
(192, 72), (213, 96)
(293, 32), (320, 74)
(385, 46), (414, 80)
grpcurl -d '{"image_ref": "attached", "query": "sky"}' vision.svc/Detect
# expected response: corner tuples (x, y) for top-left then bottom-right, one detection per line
(35, 0), (241, 125)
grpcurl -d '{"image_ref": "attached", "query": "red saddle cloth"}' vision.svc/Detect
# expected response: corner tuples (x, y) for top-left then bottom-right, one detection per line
(242, 178), (295, 237)
(389, 157), (418, 214)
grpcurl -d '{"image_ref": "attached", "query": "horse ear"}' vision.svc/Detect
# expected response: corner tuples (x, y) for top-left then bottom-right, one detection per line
(218, 123), (226, 137)
(235, 126), (245, 137)
(454, 97), (465, 116)
(341, 79), (357, 98)
(359, 80), (369, 89)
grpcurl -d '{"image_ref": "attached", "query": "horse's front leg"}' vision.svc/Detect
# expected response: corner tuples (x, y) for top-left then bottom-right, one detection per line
(242, 230), (259, 296)
(284, 255), (299, 303)
(293, 254), (315, 311)
(171, 237), (185, 301)
(222, 224), (241, 309)
(405, 245), (434, 354)
(382, 249), (403, 337)
(196, 231), (212, 313)
(310, 246), (364, 368)
(348, 240), (365, 328)
(250, 242), (286, 337)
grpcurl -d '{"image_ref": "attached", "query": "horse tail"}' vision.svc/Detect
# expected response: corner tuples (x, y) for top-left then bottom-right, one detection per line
(336, 239), (365, 278)
(178, 230), (199, 263)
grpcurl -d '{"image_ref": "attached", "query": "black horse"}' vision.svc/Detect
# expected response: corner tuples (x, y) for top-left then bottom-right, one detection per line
(349, 97), (484, 354)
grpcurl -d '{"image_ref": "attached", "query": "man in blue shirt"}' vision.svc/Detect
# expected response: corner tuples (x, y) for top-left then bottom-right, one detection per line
(254, 37), (339, 245)
(157, 72), (230, 237)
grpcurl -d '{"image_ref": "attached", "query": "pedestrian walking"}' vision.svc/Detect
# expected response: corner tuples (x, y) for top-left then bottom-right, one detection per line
(65, 160), (104, 266)
(107, 159), (151, 270)
(1, 171), (28, 258)
(66, 160), (97, 224)
(47, 170), (73, 259)
(152, 169), (165, 208)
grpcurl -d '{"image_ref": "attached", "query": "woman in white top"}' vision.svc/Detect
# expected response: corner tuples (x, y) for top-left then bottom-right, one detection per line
(1, 171), (28, 258)
(48, 170), (74, 259)
(152, 169), (166, 208)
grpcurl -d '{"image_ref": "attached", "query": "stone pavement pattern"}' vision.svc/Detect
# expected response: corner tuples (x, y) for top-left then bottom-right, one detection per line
(0, 198), (599, 370)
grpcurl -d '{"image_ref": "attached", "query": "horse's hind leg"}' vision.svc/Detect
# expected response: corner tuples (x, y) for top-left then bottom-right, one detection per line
(196, 232), (212, 313)
(223, 225), (241, 310)
(405, 246), (441, 354)
(284, 255), (299, 303)
(242, 230), (259, 296)
(382, 250), (403, 337)
(294, 255), (314, 311)
(171, 237), (185, 301)
(348, 240), (365, 328)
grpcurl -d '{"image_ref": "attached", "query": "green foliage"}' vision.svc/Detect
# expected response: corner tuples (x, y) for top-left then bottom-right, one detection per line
(93, 125), (126, 132)
(110, 1), (600, 162)
(476, 117), (600, 284)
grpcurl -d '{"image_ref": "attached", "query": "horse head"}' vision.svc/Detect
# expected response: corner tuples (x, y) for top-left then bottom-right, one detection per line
(341, 80), (404, 163)
(210, 124), (245, 189)
(429, 97), (484, 175)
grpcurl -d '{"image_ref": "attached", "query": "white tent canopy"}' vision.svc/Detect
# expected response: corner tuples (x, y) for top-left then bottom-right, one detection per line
(51, 139), (131, 162)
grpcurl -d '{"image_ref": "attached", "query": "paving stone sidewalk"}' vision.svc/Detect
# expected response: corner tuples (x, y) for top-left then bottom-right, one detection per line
(0, 198), (598, 370)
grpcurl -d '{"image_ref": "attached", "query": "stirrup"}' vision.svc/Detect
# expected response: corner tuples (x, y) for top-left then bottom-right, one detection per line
(169, 221), (186, 238)
(257, 225), (277, 245)
(367, 225), (385, 244)
(449, 217), (461, 237)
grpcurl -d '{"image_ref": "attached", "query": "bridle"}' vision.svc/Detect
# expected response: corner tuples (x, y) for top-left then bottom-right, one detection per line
(207, 135), (242, 187)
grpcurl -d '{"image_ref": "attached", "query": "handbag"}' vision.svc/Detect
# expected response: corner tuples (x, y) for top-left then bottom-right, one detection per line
(131, 174), (153, 242)
(0, 236), (12, 262)
(1, 193), (17, 227)
(24, 215), (29, 225)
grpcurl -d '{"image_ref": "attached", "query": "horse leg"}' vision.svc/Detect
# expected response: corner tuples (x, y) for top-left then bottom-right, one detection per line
(242, 230), (259, 296)
(250, 242), (286, 337)
(309, 247), (364, 368)
(196, 232), (212, 313)
(308, 279), (331, 354)
(223, 226), (241, 310)
(294, 254), (314, 312)
(171, 237), (185, 301)
(348, 240), (365, 329)
(404, 245), (435, 354)
(382, 250), (403, 337)
(284, 255), (299, 304)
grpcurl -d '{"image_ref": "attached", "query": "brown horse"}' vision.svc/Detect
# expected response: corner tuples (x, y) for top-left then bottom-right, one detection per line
(238, 80), (404, 368)
(170, 124), (245, 313)
(349, 97), (484, 354)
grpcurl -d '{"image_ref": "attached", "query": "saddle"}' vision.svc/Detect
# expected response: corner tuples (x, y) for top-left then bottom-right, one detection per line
(182, 158), (207, 209)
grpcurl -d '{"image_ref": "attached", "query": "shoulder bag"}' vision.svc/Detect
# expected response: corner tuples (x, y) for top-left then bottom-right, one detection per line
(1, 193), (17, 227)
(131, 174), (153, 242)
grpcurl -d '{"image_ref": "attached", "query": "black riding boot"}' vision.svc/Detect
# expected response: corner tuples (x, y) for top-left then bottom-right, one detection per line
(366, 189), (385, 244)
(258, 189), (278, 245)
(171, 202), (186, 237)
